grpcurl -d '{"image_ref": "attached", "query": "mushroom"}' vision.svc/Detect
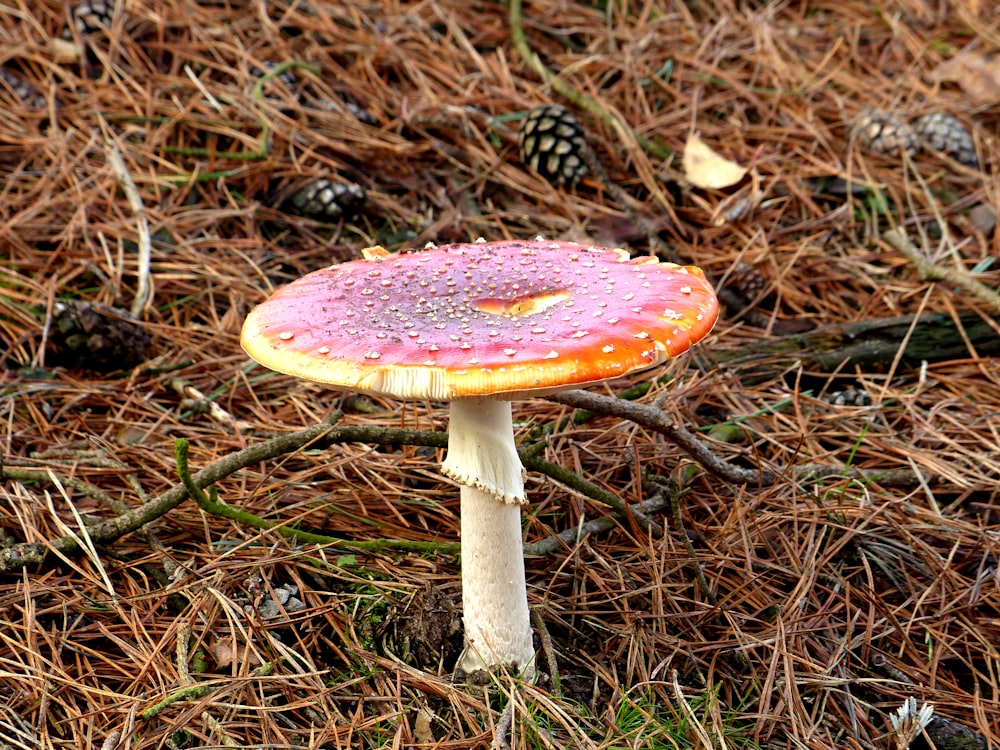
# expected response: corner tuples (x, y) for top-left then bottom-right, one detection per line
(240, 239), (719, 679)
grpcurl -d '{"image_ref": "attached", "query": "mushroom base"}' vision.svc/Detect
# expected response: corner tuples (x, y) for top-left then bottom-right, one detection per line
(456, 483), (535, 679)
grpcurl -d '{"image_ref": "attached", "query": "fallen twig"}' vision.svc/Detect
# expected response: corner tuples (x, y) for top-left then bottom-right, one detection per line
(547, 389), (772, 486)
(524, 449), (663, 536)
(171, 377), (254, 432)
(531, 608), (561, 697)
(882, 228), (1000, 314)
(0, 416), (344, 571)
(713, 309), (1000, 385)
(2, 386), (954, 573)
(523, 491), (671, 558)
(661, 477), (717, 606)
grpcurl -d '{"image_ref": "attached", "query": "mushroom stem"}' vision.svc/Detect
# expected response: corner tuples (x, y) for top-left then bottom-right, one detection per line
(456, 483), (535, 678)
(442, 397), (526, 503)
(445, 398), (535, 678)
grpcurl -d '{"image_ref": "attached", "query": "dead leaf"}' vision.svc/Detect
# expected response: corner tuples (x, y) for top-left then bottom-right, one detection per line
(926, 48), (1000, 107)
(213, 640), (237, 670)
(212, 639), (262, 670)
(683, 134), (748, 190)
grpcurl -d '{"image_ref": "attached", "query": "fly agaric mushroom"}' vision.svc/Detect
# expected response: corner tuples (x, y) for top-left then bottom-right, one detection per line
(240, 239), (719, 679)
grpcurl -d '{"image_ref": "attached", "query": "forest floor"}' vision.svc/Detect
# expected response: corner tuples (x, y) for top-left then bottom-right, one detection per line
(1, 1), (999, 748)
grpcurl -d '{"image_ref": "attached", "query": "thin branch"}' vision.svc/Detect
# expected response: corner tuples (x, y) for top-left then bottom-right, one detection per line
(138, 661), (278, 723)
(662, 478), (717, 606)
(491, 696), (514, 750)
(521, 452), (663, 536)
(171, 377), (254, 432)
(0, 417), (343, 571)
(523, 492), (670, 556)
(546, 389), (773, 486)
(883, 228), (1000, 314)
(531, 608), (561, 696)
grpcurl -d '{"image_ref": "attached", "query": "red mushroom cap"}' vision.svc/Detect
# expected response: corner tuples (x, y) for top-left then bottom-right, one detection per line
(241, 239), (719, 400)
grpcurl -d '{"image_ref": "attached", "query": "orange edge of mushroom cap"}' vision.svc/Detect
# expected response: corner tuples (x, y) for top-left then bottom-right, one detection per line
(241, 239), (720, 400)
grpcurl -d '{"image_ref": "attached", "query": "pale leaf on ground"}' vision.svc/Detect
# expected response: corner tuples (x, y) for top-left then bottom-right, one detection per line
(682, 133), (748, 190)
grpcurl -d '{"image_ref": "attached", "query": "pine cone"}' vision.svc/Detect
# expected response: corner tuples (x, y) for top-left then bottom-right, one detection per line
(731, 263), (769, 302)
(50, 300), (151, 372)
(284, 179), (366, 221)
(70, 0), (115, 35)
(914, 112), (978, 167)
(852, 109), (917, 156)
(518, 104), (589, 187)
(822, 389), (873, 407)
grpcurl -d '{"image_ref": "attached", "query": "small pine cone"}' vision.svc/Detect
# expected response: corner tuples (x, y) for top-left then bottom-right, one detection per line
(70, 0), (116, 35)
(914, 112), (978, 167)
(285, 179), (365, 221)
(731, 263), (769, 302)
(50, 300), (151, 372)
(518, 104), (589, 187)
(852, 109), (917, 156)
(822, 389), (873, 407)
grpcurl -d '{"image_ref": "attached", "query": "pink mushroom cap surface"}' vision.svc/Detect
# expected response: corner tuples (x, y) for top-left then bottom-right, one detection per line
(241, 239), (719, 400)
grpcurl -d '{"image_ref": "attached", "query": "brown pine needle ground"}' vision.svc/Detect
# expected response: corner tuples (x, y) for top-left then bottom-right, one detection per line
(2, 1), (999, 749)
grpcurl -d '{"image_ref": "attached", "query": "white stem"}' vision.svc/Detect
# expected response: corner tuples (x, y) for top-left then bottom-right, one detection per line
(443, 398), (535, 678)
(456, 483), (535, 677)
